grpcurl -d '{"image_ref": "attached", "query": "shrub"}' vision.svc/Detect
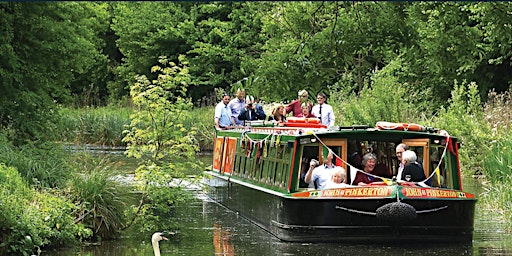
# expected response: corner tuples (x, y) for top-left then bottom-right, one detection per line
(433, 80), (492, 175)
(66, 153), (133, 240)
(331, 58), (427, 126)
(123, 55), (204, 233)
(0, 133), (72, 188)
(0, 164), (92, 255)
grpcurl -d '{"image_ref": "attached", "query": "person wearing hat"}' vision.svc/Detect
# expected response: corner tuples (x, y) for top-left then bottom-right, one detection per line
(238, 95), (266, 124)
(286, 89), (312, 117)
(228, 88), (246, 125)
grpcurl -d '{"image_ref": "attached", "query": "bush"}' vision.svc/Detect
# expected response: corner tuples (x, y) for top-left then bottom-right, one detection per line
(432, 81), (492, 175)
(331, 58), (427, 126)
(0, 133), (72, 188)
(0, 164), (91, 255)
(66, 153), (133, 240)
(186, 107), (215, 151)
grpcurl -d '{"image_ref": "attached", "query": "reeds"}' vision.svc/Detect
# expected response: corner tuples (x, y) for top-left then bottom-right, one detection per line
(56, 106), (131, 146)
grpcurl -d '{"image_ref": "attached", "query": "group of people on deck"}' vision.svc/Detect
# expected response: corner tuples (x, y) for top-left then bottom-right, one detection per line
(303, 143), (428, 189)
(214, 88), (335, 129)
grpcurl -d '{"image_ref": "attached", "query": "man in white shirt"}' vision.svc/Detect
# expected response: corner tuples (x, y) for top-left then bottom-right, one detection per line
(395, 143), (408, 181)
(214, 94), (234, 129)
(311, 92), (335, 127)
(304, 150), (337, 190)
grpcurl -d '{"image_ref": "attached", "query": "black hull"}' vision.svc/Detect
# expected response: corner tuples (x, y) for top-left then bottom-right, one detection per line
(206, 175), (476, 243)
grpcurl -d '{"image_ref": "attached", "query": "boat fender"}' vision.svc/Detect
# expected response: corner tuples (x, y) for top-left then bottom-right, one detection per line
(376, 202), (417, 223)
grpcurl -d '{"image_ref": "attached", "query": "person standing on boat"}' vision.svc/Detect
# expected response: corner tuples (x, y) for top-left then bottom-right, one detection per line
(399, 150), (427, 183)
(395, 143), (409, 181)
(254, 97), (267, 120)
(238, 96), (266, 124)
(352, 153), (379, 186)
(286, 89), (312, 117)
(297, 102), (316, 118)
(214, 93), (234, 129)
(268, 104), (287, 125)
(311, 92), (335, 127)
(304, 150), (337, 190)
(228, 88), (246, 125)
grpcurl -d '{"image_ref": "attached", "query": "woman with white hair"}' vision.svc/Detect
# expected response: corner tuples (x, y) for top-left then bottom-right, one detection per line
(399, 150), (427, 182)
(324, 167), (351, 189)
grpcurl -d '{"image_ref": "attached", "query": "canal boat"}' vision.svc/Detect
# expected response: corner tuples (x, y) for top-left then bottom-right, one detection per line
(204, 120), (476, 243)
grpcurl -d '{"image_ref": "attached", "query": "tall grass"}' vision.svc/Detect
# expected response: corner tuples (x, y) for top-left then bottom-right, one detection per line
(481, 89), (512, 231)
(67, 152), (134, 240)
(56, 106), (131, 146)
(0, 132), (73, 188)
(185, 107), (215, 151)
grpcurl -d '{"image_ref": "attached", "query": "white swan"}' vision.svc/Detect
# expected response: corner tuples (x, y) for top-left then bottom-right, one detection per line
(151, 232), (168, 256)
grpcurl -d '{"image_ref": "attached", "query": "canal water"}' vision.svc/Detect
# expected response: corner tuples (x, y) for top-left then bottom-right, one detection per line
(45, 152), (512, 256)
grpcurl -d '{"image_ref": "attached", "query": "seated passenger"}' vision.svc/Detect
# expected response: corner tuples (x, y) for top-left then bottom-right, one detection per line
(297, 102), (316, 118)
(304, 151), (336, 190)
(352, 153), (380, 186)
(324, 167), (350, 189)
(399, 150), (427, 183)
(253, 98), (266, 120)
(373, 148), (392, 178)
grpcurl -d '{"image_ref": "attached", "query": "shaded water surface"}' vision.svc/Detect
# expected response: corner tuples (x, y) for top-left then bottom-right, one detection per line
(45, 153), (512, 256)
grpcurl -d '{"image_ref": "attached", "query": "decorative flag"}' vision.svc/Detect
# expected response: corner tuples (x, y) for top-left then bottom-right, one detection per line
(435, 166), (441, 186)
(350, 168), (361, 185)
(381, 177), (391, 186)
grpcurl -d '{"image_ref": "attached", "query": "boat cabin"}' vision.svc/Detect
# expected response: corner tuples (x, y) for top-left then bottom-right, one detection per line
(213, 123), (461, 194)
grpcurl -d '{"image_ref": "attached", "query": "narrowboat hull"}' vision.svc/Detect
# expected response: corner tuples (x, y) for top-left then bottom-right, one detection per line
(205, 172), (476, 243)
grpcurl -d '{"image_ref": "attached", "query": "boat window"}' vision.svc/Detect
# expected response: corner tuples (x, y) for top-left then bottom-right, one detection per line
(402, 139), (430, 176)
(429, 144), (447, 188)
(298, 145), (319, 188)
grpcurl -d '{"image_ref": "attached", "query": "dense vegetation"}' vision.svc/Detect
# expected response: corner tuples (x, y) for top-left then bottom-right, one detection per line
(1, 2), (512, 254)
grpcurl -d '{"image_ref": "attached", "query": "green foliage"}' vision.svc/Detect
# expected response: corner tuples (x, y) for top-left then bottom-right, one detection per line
(480, 89), (512, 231)
(110, 2), (191, 100)
(0, 2), (109, 143)
(332, 58), (422, 126)
(0, 164), (91, 255)
(185, 107), (215, 152)
(0, 133), (72, 188)
(55, 106), (131, 146)
(483, 138), (512, 184)
(432, 80), (491, 173)
(67, 153), (132, 240)
(123, 56), (204, 233)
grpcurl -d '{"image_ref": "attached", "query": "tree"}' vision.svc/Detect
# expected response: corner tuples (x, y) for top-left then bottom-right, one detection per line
(122, 55), (203, 232)
(0, 2), (107, 143)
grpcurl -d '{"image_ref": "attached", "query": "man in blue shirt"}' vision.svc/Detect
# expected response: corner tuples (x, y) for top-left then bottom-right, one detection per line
(228, 88), (246, 126)
(214, 93), (234, 129)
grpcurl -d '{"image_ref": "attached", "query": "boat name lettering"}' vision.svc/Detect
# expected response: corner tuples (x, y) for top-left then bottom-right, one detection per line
(322, 187), (390, 197)
(403, 188), (459, 198)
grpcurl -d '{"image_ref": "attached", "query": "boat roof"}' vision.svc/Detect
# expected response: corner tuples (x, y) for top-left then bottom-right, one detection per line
(216, 124), (457, 141)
